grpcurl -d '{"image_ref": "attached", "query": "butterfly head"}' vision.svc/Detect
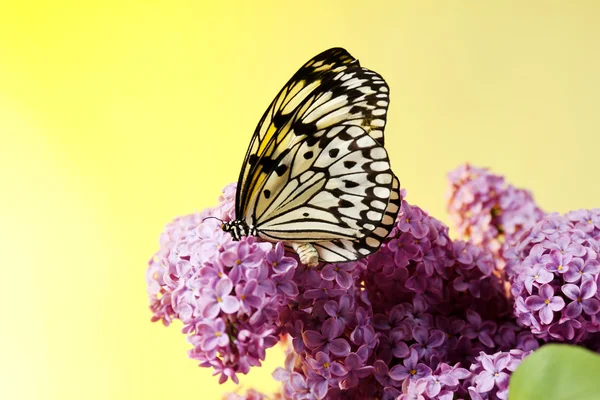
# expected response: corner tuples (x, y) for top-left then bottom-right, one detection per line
(222, 219), (255, 241)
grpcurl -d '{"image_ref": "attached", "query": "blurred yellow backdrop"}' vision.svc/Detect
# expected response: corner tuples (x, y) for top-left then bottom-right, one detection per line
(2, 1), (600, 399)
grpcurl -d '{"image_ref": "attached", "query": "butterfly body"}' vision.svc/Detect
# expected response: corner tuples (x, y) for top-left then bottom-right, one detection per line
(222, 48), (401, 266)
(222, 219), (256, 241)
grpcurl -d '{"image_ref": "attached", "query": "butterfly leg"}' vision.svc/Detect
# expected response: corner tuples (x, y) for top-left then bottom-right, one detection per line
(290, 242), (319, 267)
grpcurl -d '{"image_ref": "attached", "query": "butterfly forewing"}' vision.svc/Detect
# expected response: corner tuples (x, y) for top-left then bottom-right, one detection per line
(236, 48), (391, 221)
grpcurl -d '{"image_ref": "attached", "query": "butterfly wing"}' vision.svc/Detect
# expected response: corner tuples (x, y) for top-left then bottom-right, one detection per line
(236, 48), (390, 222)
(253, 124), (400, 261)
(312, 174), (400, 262)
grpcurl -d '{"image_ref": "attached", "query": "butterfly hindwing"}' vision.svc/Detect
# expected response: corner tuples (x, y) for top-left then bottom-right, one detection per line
(312, 174), (401, 262)
(236, 48), (391, 221)
(253, 125), (399, 261)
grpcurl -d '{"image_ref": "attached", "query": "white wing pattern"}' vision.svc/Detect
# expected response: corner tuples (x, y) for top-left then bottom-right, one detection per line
(232, 47), (400, 263)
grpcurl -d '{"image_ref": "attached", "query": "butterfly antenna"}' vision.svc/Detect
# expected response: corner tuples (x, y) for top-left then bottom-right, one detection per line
(202, 216), (224, 223)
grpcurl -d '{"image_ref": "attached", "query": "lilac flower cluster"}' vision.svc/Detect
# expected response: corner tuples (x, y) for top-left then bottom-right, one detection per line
(147, 184), (299, 384)
(268, 191), (538, 399)
(465, 350), (532, 400)
(148, 168), (600, 399)
(222, 388), (277, 400)
(507, 211), (600, 342)
(446, 164), (544, 271)
(274, 252), (374, 398)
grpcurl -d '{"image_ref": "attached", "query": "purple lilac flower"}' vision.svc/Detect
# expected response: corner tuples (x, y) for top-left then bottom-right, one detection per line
(389, 327), (411, 359)
(508, 213), (600, 341)
(196, 319), (229, 352)
(339, 348), (375, 390)
(220, 240), (264, 270)
(354, 192), (515, 398)
(324, 295), (355, 332)
(472, 352), (510, 394)
(542, 250), (573, 274)
(463, 310), (497, 348)
(235, 280), (263, 313)
(271, 268), (299, 298)
(398, 378), (427, 400)
(266, 242), (297, 274)
(410, 326), (445, 360)
(562, 280), (600, 319)
(426, 362), (471, 398)
(321, 262), (356, 289)
(306, 368), (329, 399)
(146, 184), (299, 384)
(150, 176), (600, 398)
(389, 349), (433, 382)
(302, 319), (351, 357)
(522, 262), (554, 294)
(465, 350), (532, 400)
(288, 372), (311, 398)
(564, 258), (600, 283)
(272, 351), (297, 399)
(525, 284), (565, 325)
(201, 278), (240, 318)
(222, 388), (273, 400)
(306, 351), (348, 380)
(446, 164), (544, 271)
(388, 233), (421, 268)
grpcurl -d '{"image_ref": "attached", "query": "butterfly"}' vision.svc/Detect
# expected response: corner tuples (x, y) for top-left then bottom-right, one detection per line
(221, 47), (401, 267)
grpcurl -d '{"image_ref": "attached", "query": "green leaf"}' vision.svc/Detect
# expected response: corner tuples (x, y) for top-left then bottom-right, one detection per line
(509, 344), (600, 400)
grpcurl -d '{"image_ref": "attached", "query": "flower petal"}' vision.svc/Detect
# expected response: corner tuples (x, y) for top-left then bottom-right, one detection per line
(539, 305), (555, 325)
(324, 300), (339, 318)
(389, 365), (410, 381)
(475, 371), (495, 393)
(549, 296), (565, 311)
(202, 302), (220, 319)
(336, 270), (353, 289)
(289, 373), (307, 391)
(561, 284), (580, 301)
(537, 269), (554, 284)
(328, 338), (351, 357)
(392, 341), (410, 358)
(525, 295), (546, 311)
(495, 372), (510, 390)
(479, 353), (494, 372)
(220, 295), (240, 314)
(311, 379), (328, 400)
(538, 283), (554, 299)
(412, 326), (429, 345)
(580, 279), (597, 299)
(582, 298), (600, 315)
(427, 330), (446, 348)
(302, 330), (324, 349)
(330, 362), (348, 377)
(564, 301), (582, 319)
(216, 278), (233, 297)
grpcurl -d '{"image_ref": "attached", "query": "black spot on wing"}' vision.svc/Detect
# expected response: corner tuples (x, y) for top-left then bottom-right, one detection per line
(249, 154), (259, 167)
(338, 199), (353, 208)
(275, 164), (288, 176)
(273, 114), (287, 129)
(259, 157), (276, 171)
(294, 122), (316, 136)
(305, 135), (319, 147)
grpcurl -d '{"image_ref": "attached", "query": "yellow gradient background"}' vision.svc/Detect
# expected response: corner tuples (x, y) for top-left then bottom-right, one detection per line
(2, 1), (599, 399)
